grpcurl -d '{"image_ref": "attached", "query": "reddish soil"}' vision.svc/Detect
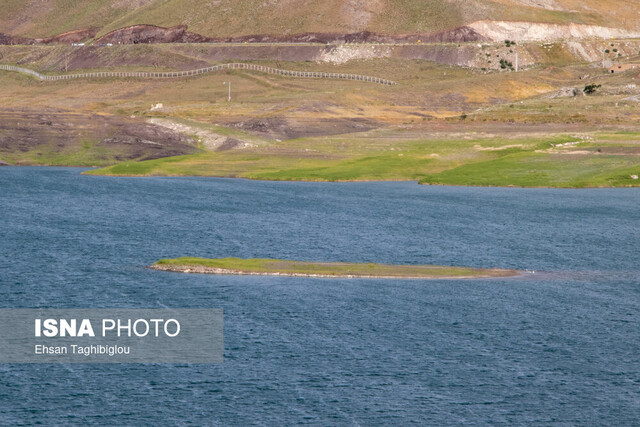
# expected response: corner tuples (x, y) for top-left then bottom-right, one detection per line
(95, 25), (488, 45)
(421, 26), (489, 43)
(219, 27), (486, 44)
(57, 45), (212, 71)
(3, 23), (487, 46)
(96, 25), (210, 45)
(226, 117), (379, 140)
(7, 42), (484, 73)
(40, 29), (98, 44)
(0, 33), (32, 45)
(0, 29), (96, 45)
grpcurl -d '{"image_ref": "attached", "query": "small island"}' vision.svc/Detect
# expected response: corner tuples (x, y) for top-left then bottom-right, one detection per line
(150, 257), (519, 279)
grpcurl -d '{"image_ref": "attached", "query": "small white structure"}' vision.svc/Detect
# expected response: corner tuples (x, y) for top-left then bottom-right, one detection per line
(150, 103), (164, 111)
(609, 64), (639, 74)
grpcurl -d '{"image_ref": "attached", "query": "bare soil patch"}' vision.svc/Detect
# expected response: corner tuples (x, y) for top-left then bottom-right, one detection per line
(0, 108), (200, 164)
(227, 116), (379, 140)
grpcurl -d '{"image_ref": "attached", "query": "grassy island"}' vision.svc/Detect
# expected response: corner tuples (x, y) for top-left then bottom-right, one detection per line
(150, 257), (519, 279)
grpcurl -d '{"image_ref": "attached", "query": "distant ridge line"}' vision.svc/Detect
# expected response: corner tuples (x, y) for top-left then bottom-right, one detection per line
(0, 63), (397, 85)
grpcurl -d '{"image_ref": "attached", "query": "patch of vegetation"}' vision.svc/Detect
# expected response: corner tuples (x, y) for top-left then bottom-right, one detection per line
(419, 150), (640, 188)
(583, 83), (601, 95)
(499, 58), (514, 71)
(0, 139), (119, 166)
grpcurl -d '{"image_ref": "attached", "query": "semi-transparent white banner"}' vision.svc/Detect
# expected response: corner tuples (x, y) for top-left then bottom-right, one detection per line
(0, 309), (223, 363)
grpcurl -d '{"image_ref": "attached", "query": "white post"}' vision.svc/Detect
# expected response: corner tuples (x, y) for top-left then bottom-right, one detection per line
(515, 51), (518, 72)
(223, 81), (231, 101)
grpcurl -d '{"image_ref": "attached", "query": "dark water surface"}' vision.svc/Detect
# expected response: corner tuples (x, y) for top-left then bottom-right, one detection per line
(0, 167), (638, 425)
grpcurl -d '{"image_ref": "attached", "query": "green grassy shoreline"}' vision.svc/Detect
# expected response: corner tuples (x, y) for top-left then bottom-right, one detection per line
(151, 257), (520, 279)
(83, 131), (640, 188)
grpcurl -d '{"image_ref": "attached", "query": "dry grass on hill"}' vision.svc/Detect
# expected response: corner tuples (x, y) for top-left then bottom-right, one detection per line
(1, 0), (638, 39)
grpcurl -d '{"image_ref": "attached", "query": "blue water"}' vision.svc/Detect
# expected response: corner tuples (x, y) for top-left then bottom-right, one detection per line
(0, 167), (638, 425)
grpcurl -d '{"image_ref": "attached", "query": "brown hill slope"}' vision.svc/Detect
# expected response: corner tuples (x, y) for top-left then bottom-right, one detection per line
(0, 0), (637, 39)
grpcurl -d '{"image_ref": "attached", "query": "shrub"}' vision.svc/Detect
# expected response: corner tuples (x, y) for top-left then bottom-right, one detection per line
(583, 83), (601, 95)
(499, 58), (513, 70)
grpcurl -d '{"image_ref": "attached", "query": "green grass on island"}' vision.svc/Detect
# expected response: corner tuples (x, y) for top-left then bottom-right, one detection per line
(151, 257), (519, 279)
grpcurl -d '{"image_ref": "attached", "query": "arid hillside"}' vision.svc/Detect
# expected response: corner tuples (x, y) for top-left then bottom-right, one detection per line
(1, 0), (638, 40)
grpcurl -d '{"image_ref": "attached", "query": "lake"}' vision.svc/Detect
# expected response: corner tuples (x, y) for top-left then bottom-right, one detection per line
(0, 167), (638, 425)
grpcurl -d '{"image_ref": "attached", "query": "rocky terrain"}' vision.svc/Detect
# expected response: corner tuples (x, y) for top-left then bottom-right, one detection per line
(91, 26), (494, 45)
(468, 21), (640, 42)
(0, 109), (201, 166)
(96, 25), (210, 45)
(4, 20), (640, 48)
(0, 29), (97, 45)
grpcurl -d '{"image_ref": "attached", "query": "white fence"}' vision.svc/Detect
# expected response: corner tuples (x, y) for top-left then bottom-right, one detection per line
(0, 63), (397, 85)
